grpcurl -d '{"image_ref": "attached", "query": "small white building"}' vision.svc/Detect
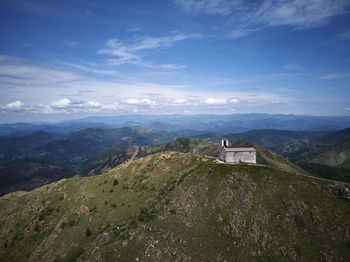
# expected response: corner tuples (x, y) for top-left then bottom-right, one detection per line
(220, 139), (256, 163)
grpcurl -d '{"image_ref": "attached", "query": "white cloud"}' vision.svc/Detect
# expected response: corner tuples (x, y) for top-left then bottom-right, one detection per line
(124, 98), (141, 104)
(174, 99), (188, 104)
(320, 72), (350, 79)
(203, 97), (239, 105)
(284, 63), (303, 71)
(175, 0), (350, 37)
(98, 39), (141, 65)
(86, 101), (101, 108)
(155, 64), (187, 69)
(254, 0), (350, 28)
(62, 40), (82, 47)
(51, 98), (71, 108)
(4, 101), (24, 111)
(0, 55), (290, 116)
(344, 107), (350, 111)
(98, 33), (201, 69)
(132, 34), (203, 50)
(337, 29), (350, 40)
(203, 97), (227, 104)
(173, 0), (243, 16)
(0, 55), (82, 88)
(270, 100), (281, 104)
(226, 29), (252, 39)
(56, 61), (120, 77)
(101, 103), (119, 110)
(0, 88), (288, 115)
(124, 98), (156, 106)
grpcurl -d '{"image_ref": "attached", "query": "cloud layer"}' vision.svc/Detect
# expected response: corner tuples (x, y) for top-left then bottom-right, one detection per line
(174, 0), (350, 37)
(98, 33), (202, 69)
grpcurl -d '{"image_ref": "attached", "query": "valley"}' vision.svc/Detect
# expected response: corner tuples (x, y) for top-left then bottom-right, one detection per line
(0, 119), (349, 261)
(1, 125), (350, 196)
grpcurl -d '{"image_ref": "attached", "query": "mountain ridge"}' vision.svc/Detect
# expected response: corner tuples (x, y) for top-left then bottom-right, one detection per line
(1, 152), (349, 261)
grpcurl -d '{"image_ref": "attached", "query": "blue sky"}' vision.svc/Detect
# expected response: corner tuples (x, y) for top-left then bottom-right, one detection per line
(0, 0), (350, 122)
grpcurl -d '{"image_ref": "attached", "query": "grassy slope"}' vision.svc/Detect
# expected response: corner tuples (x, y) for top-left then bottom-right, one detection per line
(76, 146), (138, 176)
(296, 139), (350, 168)
(78, 138), (219, 177)
(262, 127), (350, 161)
(137, 137), (219, 158)
(80, 137), (305, 178)
(0, 152), (349, 261)
(232, 140), (306, 175)
(298, 163), (350, 184)
(269, 138), (324, 160)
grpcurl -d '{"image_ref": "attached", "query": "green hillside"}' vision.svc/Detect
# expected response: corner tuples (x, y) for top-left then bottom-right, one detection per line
(196, 129), (329, 148)
(1, 152), (349, 261)
(0, 158), (73, 196)
(77, 146), (139, 177)
(232, 140), (306, 174)
(0, 131), (62, 163)
(137, 137), (219, 158)
(79, 138), (304, 177)
(0, 137), (306, 195)
(318, 127), (350, 145)
(0, 127), (175, 165)
(296, 139), (350, 168)
(269, 138), (324, 160)
(78, 137), (219, 176)
(298, 163), (350, 184)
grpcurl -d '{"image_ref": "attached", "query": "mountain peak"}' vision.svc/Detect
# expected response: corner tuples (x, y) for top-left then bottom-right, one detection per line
(1, 152), (349, 261)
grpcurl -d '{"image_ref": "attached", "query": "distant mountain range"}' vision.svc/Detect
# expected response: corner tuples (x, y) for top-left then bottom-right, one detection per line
(0, 127), (177, 165)
(2, 113), (350, 136)
(1, 125), (350, 196)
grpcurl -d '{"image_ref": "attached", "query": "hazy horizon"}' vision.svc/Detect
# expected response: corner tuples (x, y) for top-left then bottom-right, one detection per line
(1, 0), (350, 122)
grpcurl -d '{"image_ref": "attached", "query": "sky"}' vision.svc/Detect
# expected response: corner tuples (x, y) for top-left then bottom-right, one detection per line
(0, 0), (350, 122)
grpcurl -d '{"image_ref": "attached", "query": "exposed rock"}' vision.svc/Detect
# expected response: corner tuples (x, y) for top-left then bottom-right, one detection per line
(311, 209), (322, 225)
(326, 183), (350, 199)
(216, 214), (223, 225)
(312, 181), (321, 190)
(279, 246), (297, 262)
(319, 249), (343, 262)
(284, 200), (308, 217)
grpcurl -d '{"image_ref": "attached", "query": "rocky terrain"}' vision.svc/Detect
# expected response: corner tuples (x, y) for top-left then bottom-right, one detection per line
(0, 152), (349, 261)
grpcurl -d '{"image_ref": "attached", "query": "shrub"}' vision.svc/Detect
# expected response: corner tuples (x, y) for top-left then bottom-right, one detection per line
(59, 192), (67, 201)
(113, 178), (119, 186)
(86, 227), (92, 237)
(66, 246), (84, 262)
(33, 221), (40, 232)
(89, 205), (97, 214)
